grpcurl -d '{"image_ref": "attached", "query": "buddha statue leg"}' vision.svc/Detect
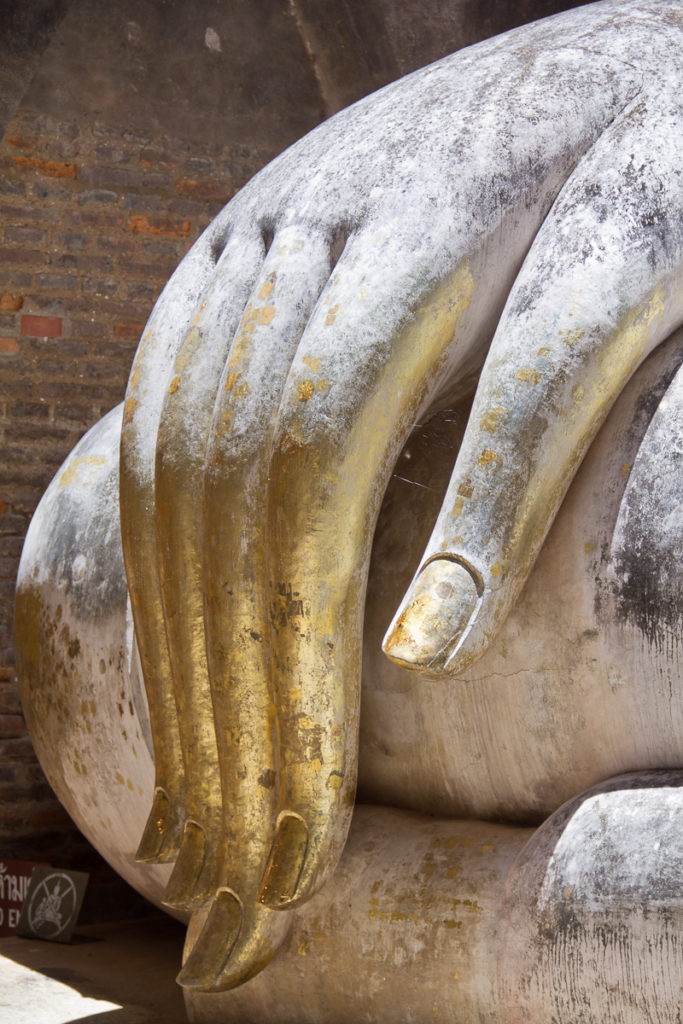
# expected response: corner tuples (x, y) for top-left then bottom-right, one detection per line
(498, 772), (683, 1024)
(183, 773), (683, 1024)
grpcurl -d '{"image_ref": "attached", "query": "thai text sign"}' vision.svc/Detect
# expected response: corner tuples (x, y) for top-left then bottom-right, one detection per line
(0, 860), (45, 936)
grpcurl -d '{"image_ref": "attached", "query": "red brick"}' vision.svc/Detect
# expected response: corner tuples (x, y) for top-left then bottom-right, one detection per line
(124, 192), (166, 213)
(93, 121), (149, 145)
(129, 214), (190, 237)
(10, 422), (74, 444)
(29, 182), (73, 205)
(0, 179), (26, 197)
(23, 337), (88, 358)
(53, 253), (114, 273)
(0, 516), (27, 540)
(5, 135), (33, 152)
(81, 164), (141, 189)
(21, 315), (62, 338)
(126, 280), (158, 301)
(71, 319), (102, 338)
(0, 294), (23, 312)
(139, 147), (177, 169)
(114, 321), (144, 341)
(1, 357), (32, 376)
(83, 277), (118, 295)
(0, 537), (24, 557)
(35, 273), (78, 292)
(55, 231), (86, 250)
(0, 201), (58, 224)
(24, 804), (72, 830)
(69, 210), (125, 230)
(174, 177), (231, 202)
(0, 337), (19, 352)
(0, 248), (45, 266)
(0, 714), (25, 738)
(0, 271), (31, 289)
(8, 402), (49, 420)
(13, 156), (78, 179)
(0, 736), (35, 761)
(5, 225), (46, 245)
(78, 188), (118, 206)
(53, 403), (94, 423)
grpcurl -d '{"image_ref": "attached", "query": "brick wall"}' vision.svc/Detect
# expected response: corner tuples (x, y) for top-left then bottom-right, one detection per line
(0, 104), (279, 858)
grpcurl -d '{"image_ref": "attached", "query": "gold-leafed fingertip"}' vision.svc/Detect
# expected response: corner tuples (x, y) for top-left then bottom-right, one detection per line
(257, 812), (308, 908)
(136, 787), (182, 863)
(177, 888), (242, 990)
(163, 819), (210, 910)
(382, 558), (481, 676)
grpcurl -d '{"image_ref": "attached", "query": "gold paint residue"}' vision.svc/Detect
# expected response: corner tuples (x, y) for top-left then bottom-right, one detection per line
(516, 368), (542, 384)
(489, 562), (502, 578)
(58, 455), (107, 488)
(451, 495), (465, 517)
(169, 374), (180, 394)
(621, 462), (630, 477)
(584, 541), (595, 554)
(123, 397), (136, 425)
(303, 355), (322, 373)
(298, 380), (315, 401)
(325, 304), (340, 326)
(478, 449), (498, 466)
(480, 405), (503, 434)
(560, 327), (586, 347)
(260, 306), (276, 325)
(259, 281), (274, 299)
(457, 479), (473, 499)
(225, 371), (240, 392)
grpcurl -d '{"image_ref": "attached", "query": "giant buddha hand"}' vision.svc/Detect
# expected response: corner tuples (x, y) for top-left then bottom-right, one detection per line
(117, 0), (683, 990)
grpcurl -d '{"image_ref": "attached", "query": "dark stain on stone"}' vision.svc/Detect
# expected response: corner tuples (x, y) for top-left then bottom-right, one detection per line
(258, 769), (276, 789)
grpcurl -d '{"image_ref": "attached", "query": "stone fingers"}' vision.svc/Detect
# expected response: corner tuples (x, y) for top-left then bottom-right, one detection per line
(384, 94), (683, 676)
(258, 233), (480, 912)
(120, 213), (231, 862)
(154, 230), (267, 908)
(180, 224), (337, 989)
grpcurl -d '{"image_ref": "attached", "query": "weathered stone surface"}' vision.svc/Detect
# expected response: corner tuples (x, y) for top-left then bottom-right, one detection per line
(14, 0), (683, 1017)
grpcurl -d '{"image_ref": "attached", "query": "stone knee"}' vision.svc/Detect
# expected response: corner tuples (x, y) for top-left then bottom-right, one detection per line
(499, 771), (683, 1023)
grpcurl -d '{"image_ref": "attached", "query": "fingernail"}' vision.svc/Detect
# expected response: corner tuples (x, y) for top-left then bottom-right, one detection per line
(382, 558), (481, 674)
(176, 888), (241, 989)
(257, 813), (308, 908)
(163, 819), (208, 910)
(136, 788), (181, 863)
